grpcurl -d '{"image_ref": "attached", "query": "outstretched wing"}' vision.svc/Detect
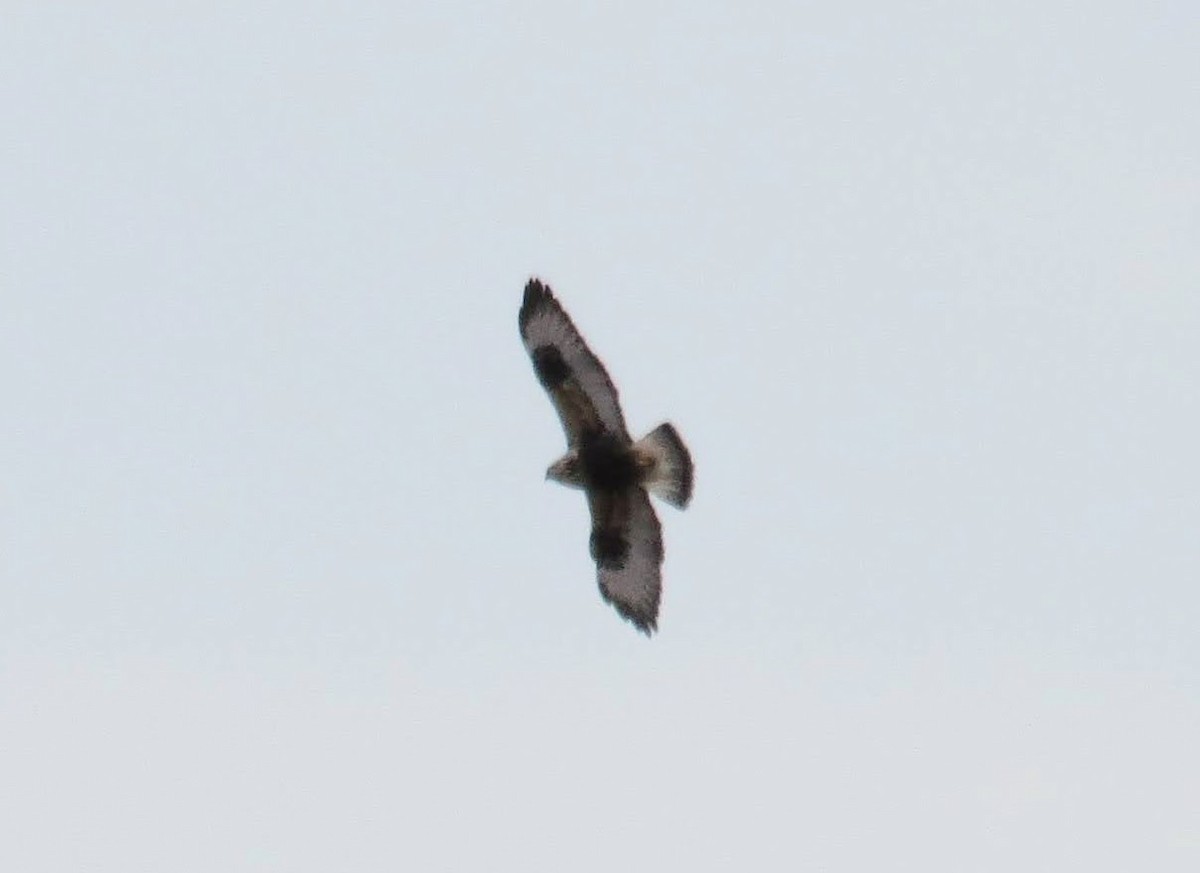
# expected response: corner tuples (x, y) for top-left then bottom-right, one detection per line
(588, 487), (664, 634)
(519, 279), (630, 444)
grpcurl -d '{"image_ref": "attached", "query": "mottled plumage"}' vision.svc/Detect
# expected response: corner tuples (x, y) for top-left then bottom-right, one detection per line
(519, 278), (693, 634)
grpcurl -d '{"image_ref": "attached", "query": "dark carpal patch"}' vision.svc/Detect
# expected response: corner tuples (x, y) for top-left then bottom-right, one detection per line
(590, 528), (629, 569)
(532, 344), (571, 389)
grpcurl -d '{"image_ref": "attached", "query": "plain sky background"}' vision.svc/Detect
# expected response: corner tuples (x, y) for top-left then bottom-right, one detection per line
(3, 2), (1198, 870)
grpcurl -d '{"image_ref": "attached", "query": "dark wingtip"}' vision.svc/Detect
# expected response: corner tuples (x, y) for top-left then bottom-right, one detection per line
(519, 277), (554, 333)
(523, 276), (550, 302)
(596, 579), (659, 636)
(599, 588), (659, 636)
(634, 607), (659, 636)
(618, 605), (658, 636)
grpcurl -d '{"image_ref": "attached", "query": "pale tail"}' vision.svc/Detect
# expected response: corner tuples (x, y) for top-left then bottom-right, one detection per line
(635, 422), (694, 509)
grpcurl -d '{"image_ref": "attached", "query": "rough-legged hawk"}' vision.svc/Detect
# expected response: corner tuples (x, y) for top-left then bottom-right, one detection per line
(519, 278), (693, 634)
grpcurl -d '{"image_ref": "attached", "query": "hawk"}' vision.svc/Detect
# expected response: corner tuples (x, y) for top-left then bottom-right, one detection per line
(519, 278), (693, 634)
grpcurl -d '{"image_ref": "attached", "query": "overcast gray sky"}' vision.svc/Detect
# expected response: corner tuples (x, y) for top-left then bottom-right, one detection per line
(3, 2), (1198, 870)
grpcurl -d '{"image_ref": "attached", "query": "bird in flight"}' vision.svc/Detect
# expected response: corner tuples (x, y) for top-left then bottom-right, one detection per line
(519, 278), (693, 634)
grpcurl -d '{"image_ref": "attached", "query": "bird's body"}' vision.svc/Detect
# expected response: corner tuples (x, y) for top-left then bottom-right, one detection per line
(550, 432), (640, 491)
(519, 278), (693, 633)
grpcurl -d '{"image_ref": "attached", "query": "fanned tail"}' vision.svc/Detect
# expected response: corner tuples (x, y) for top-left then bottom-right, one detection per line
(635, 423), (694, 509)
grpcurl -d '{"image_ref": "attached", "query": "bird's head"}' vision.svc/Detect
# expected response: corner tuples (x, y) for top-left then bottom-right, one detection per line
(546, 451), (584, 488)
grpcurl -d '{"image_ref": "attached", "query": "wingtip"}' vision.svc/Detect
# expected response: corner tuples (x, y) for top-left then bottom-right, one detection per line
(523, 276), (552, 304)
(598, 583), (660, 636)
(616, 598), (660, 636)
(520, 277), (555, 332)
(623, 610), (659, 637)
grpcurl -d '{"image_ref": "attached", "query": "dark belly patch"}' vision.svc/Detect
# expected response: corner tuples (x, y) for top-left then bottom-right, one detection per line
(580, 436), (638, 490)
